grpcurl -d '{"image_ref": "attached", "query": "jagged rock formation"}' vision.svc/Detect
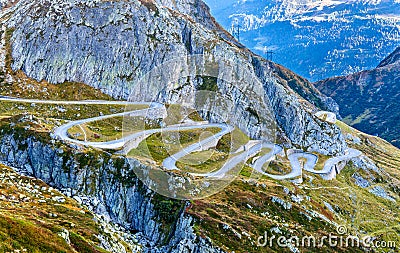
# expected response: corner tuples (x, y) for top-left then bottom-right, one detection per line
(316, 46), (400, 147)
(0, 162), (143, 253)
(0, 134), (224, 253)
(2, 0), (346, 155)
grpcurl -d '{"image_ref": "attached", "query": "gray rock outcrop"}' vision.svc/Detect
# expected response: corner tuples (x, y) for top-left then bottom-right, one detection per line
(0, 134), (223, 253)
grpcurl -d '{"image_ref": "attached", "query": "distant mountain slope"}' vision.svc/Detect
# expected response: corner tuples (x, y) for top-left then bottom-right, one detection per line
(316, 46), (400, 147)
(378, 46), (400, 67)
(204, 0), (400, 81)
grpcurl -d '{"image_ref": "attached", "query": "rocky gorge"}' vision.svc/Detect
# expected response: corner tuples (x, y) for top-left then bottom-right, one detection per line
(0, 133), (225, 252)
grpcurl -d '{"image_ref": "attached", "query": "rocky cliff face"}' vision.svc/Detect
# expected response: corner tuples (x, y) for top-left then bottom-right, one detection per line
(0, 134), (223, 253)
(2, 0), (346, 155)
(316, 47), (400, 148)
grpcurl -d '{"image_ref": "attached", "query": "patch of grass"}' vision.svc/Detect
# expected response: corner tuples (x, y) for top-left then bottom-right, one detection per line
(187, 111), (204, 122)
(177, 149), (228, 174)
(263, 159), (291, 175)
(163, 104), (206, 126)
(350, 109), (372, 125)
(312, 153), (330, 171)
(70, 232), (105, 253)
(0, 101), (127, 121)
(217, 127), (250, 153)
(0, 214), (71, 253)
(128, 128), (221, 163)
(67, 112), (158, 143)
(187, 179), (340, 253)
(0, 115), (52, 143)
(336, 120), (356, 135)
(0, 165), (111, 253)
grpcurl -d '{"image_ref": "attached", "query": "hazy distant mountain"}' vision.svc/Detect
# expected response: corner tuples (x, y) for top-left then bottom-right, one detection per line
(204, 0), (400, 81)
(316, 46), (400, 147)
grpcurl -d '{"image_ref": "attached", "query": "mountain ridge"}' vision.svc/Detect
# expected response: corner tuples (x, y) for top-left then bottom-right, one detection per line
(378, 46), (400, 67)
(316, 46), (400, 147)
(204, 0), (400, 81)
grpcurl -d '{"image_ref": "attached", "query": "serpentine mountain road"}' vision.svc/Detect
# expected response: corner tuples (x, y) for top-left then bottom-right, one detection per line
(250, 145), (315, 180)
(0, 96), (362, 180)
(190, 141), (284, 179)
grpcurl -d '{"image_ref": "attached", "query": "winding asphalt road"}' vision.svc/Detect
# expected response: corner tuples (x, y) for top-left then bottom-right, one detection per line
(54, 103), (165, 150)
(305, 148), (362, 179)
(251, 147), (318, 180)
(1, 96), (362, 181)
(162, 124), (234, 171)
(190, 141), (288, 179)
